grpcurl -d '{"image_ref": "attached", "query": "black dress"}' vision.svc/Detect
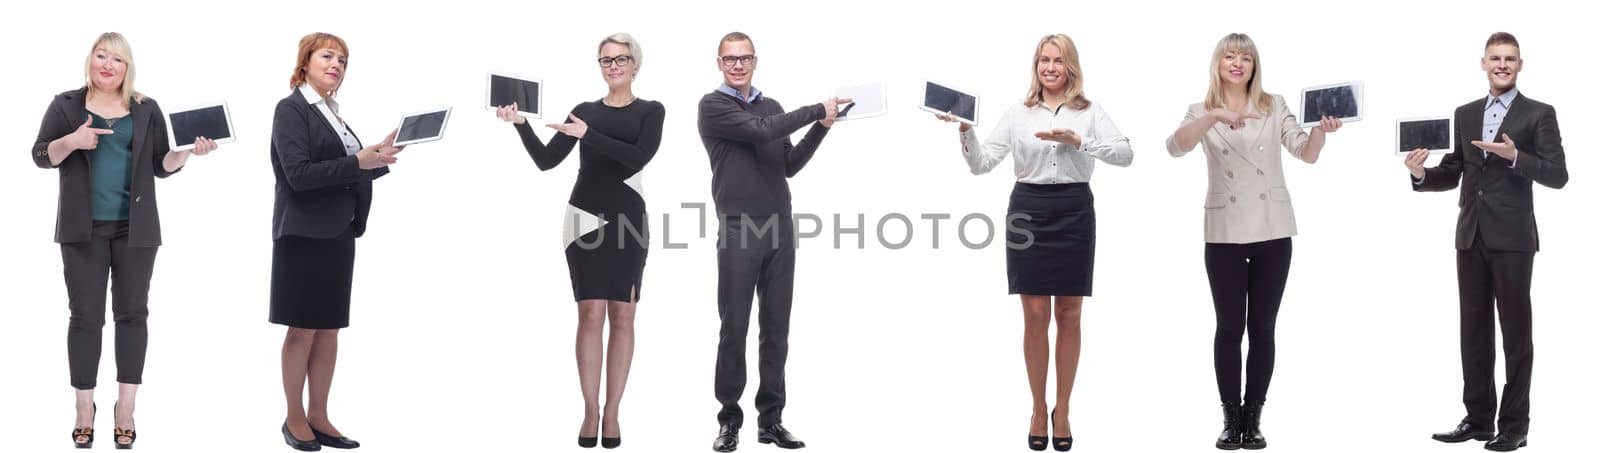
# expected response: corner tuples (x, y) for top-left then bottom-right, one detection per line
(514, 98), (665, 302)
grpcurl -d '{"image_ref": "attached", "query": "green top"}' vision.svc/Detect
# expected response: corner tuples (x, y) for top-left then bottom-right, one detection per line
(88, 112), (134, 221)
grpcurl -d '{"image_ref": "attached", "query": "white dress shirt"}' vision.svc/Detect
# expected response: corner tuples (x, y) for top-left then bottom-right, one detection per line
(299, 84), (360, 155)
(961, 101), (1133, 183)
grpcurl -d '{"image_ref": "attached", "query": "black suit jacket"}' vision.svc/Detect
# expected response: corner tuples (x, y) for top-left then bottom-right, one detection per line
(1413, 93), (1568, 252)
(270, 89), (388, 240)
(32, 88), (181, 246)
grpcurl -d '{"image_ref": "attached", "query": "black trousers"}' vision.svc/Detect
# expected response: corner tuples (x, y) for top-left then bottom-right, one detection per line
(1204, 237), (1291, 404)
(1457, 237), (1534, 434)
(714, 215), (796, 428)
(60, 221), (158, 390)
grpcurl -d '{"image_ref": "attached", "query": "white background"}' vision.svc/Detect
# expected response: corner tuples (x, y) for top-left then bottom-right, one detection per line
(1, 0), (1593, 452)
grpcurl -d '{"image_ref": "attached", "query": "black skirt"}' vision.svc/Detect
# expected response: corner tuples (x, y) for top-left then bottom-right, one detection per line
(566, 210), (648, 302)
(269, 228), (356, 329)
(1006, 182), (1096, 296)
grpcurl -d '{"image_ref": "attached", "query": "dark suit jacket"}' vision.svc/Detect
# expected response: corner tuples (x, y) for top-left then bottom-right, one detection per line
(270, 89), (388, 240)
(1414, 93), (1568, 252)
(32, 88), (180, 247)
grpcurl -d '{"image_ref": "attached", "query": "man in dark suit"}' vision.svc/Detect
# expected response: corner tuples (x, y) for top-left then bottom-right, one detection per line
(1404, 32), (1567, 453)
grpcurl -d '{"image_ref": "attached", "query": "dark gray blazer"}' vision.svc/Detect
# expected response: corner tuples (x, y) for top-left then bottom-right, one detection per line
(1413, 93), (1568, 252)
(32, 88), (180, 247)
(270, 88), (389, 240)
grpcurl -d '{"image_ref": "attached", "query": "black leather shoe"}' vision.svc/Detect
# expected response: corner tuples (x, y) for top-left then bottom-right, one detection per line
(602, 436), (621, 449)
(1215, 402), (1242, 450)
(1485, 433), (1528, 452)
(757, 424), (806, 449)
(579, 436), (599, 448)
(712, 424), (738, 452)
(312, 428), (360, 449)
(1432, 422), (1495, 443)
(1050, 408), (1072, 452)
(282, 423), (322, 452)
(1239, 401), (1267, 450)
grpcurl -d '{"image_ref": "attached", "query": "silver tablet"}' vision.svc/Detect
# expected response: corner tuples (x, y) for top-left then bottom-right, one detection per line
(394, 107), (452, 147)
(165, 102), (235, 151)
(834, 82), (887, 121)
(921, 80), (979, 126)
(1299, 81), (1363, 126)
(1396, 116), (1452, 155)
(486, 72), (542, 119)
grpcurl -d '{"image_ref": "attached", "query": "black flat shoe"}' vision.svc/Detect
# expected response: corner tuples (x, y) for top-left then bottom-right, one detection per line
(602, 437), (621, 449)
(1432, 422), (1495, 443)
(579, 436), (599, 448)
(72, 403), (96, 449)
(312, 428), (360, 449)
(756, 424), (805, 449)
(1485, 433), (1528, 452)
(712, 424), (738, 452)
(282, 422), (322, 451)
(1050, 409), (1073, 451)
(113, 401), (136, 450)
(1216, 401), (1243, 450)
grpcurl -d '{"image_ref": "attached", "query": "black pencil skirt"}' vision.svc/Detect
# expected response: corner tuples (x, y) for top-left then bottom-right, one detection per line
(269, 227), (356, 329)
(1005, 182), (1096, 296)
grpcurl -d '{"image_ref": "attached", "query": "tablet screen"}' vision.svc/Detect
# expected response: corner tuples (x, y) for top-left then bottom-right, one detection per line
(396, 109), (450, 145)
(1399, 119), (1451, 152)
(1302, 84), (1360, 121)
(925, 82), (977, 124)
(835, 82), (886, 120)
(488, 74), (541, 117)
(169, 105), (231, 147)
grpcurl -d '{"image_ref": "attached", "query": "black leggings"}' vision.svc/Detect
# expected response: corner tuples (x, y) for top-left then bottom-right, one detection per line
(1204, 237), (1291, 404)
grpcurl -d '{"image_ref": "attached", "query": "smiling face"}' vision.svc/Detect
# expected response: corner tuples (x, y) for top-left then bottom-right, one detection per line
(718, 39), (756, 92)
(304, 47), (347, 95)
(88, 46), (128, 93)
(1036, 43), (1067, 92)
(599, 42), (636, 89)
(1482, 43), (1521, 93)
(1217, 49), (1254, 88)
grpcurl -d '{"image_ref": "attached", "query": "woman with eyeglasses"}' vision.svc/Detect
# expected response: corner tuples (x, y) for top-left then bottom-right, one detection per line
(33, 31), (219, 450)
(495, 32), (663, 449)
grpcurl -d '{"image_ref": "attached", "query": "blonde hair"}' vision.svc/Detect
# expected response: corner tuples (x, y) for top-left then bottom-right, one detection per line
(1204, 33), (1272, 113)
(599, 33), (643, 70)
(82, 32), (143, 106)
(1024, 34), (1090, 110)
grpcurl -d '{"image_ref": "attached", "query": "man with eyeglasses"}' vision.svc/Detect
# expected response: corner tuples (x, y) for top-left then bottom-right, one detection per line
(698, 31), (847, 452)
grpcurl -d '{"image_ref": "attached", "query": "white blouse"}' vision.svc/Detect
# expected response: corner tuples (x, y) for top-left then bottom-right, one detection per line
(299, 84), (361, 155)
(961, 101), (1133, 183)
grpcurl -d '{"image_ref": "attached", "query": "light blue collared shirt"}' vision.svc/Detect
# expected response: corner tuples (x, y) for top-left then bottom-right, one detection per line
(1484, 88), (1518, 166)
(716, 83), (762, 104)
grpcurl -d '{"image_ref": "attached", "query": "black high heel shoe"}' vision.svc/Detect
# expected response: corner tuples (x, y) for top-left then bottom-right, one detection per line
(601, 415), (621, 449)
(1051, 408), (1073, 452)
(578, 436), (599, 448)
(72, 403), (96, 449)
(282, 422), (322, 451)
(1028, 411), (1048, 451)
(113, 401), (136, 450)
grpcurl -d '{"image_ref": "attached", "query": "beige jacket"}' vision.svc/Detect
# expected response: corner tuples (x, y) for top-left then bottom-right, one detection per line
(1165, 94), (1311, 244)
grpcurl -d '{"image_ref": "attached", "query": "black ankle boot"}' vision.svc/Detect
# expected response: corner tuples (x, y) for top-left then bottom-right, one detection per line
(1240, 400), (1267, 450)
(1215, 401), (1242, 450)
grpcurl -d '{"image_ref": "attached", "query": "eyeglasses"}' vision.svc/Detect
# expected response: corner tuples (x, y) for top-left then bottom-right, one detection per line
(719, 55), (757, 67)
(598, 55), (634, 68)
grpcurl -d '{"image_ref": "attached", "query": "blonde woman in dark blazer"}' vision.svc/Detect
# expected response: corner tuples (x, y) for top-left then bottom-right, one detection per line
(33, 32), (218, 450)
(1164, 33), (1341, 450)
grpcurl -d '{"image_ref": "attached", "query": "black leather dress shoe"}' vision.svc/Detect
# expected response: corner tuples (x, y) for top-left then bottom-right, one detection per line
(757, 424), (806, 449)
(1485, 433), (1528, 452)
(1432, 422), (1495, 443)
(1239, 401), (1266, 450)
(312, 429), (360, 449)
(712, 424), (738, 452)
(281, 423), (322, 452)
(1216, 402), (1242, 450)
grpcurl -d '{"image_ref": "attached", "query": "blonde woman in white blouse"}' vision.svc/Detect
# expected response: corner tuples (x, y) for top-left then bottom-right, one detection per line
(1164, 33), (1341, 451)
(937, 33), (1131, 452)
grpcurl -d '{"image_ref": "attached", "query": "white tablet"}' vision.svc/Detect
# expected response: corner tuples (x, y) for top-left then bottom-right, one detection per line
(833, 82), (887, 121)
(486, 72), (542, 119)
(165, 102), (235, 151)
(921, 80), (979, 126)
(1396, 116), (1453, 155)
(394, 107), (452, 147)
(1299, 81), (1363, 126)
